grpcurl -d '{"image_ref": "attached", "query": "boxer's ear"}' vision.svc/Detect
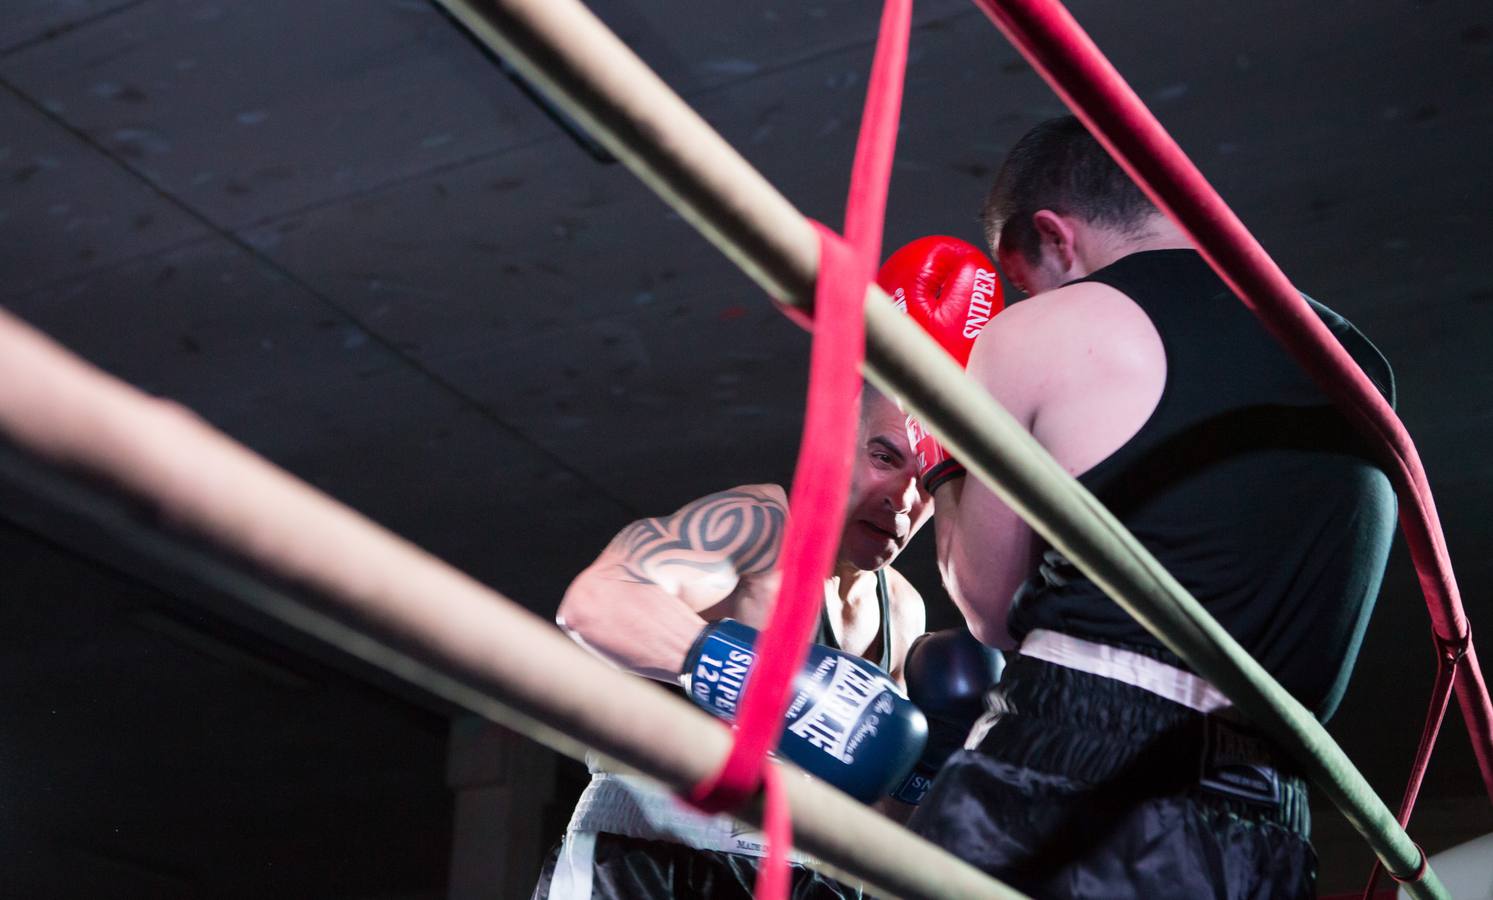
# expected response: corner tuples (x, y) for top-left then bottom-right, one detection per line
(1030, 209), (1077, 273)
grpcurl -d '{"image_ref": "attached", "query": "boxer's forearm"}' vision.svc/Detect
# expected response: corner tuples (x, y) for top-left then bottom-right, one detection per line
(931, 480), (986, 633)
(931, 479), (1026, 650)
(557, 569), (708, 682)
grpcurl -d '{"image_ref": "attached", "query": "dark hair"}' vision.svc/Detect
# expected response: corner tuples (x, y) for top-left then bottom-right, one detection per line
(980, 115), (1156, 262)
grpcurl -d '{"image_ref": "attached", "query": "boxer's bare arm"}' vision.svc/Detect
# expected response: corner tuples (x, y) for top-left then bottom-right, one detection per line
(932, 282), (1164, 647)
(557, 484), (789, 682)
(931, 293), (1075, 647)
(928, 299), (1049, 648)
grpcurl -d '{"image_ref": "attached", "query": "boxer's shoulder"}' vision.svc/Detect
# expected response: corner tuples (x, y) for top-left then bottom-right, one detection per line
(725, 482), (789, 510)
(621, 483), (788, 535)
(968, 281), (1158, 408)
(981, 280), (1136, 347)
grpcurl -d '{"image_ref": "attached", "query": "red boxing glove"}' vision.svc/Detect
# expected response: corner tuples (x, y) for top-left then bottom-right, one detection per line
(875, 235), (1003, 367)
(877, 237), (1004, 492)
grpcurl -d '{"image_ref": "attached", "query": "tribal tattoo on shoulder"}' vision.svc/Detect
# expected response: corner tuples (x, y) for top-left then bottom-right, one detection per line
(608, 488), (788, 586)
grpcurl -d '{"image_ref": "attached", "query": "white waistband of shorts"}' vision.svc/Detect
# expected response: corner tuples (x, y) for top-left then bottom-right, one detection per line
(1018, 629), (1233, 714)
(565, 772), (812, 863)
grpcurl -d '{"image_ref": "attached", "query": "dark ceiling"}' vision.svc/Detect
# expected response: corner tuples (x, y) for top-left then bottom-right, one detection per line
(2, 0), (1491, 896)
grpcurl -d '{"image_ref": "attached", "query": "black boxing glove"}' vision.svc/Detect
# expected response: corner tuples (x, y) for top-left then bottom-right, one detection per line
(889, 628), (1005, 804)
(681, 619), (928, 803)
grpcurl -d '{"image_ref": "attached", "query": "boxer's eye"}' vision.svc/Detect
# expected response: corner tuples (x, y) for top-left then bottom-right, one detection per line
(867, 437), (904, 469)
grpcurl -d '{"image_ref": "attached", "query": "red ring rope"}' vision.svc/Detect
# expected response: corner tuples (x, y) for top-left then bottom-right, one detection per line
(687, 2), (911, 897)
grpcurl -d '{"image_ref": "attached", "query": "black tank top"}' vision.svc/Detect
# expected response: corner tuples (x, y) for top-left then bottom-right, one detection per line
(1007, 250), (1397, 721)
(817, 569), (894, 672)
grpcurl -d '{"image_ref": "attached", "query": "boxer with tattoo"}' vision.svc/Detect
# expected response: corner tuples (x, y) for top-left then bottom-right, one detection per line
(531, 388), (933, 900)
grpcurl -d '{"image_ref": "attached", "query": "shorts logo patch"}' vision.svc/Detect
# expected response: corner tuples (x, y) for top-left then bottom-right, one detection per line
(1198, 718), (1282, 806)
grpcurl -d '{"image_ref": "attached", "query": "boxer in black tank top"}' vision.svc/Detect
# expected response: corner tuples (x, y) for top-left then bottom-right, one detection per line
(1009, 250), (1395, 721)
(535, 390), (932, 900)
(907, 117), (1396, 898)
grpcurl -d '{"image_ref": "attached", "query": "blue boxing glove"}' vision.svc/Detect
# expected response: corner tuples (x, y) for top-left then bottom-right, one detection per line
(681, 619), (927, 803)
(889, 628), (1005, 804)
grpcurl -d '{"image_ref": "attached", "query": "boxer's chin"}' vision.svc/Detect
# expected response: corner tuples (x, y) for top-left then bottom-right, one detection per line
(842, 523), (900, 571)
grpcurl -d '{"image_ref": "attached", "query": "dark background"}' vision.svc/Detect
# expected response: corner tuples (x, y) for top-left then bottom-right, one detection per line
(1, 0), (1490, 896)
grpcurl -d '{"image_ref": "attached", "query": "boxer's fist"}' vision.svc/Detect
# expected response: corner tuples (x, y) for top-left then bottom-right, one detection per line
(681, 619), (927, 803)
(876, 235), (1003, 367)
(890, 628), (1005, 804)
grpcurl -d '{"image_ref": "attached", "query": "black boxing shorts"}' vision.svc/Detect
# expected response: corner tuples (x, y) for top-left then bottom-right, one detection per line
(908, 650), (1316, 899)
(530, 833), (863, 900)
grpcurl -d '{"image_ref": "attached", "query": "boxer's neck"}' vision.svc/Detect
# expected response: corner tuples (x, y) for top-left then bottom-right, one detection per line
(823, 564), (883, 657)
(828, 561), (880, 607)
(1074, 213), (1192, 277)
